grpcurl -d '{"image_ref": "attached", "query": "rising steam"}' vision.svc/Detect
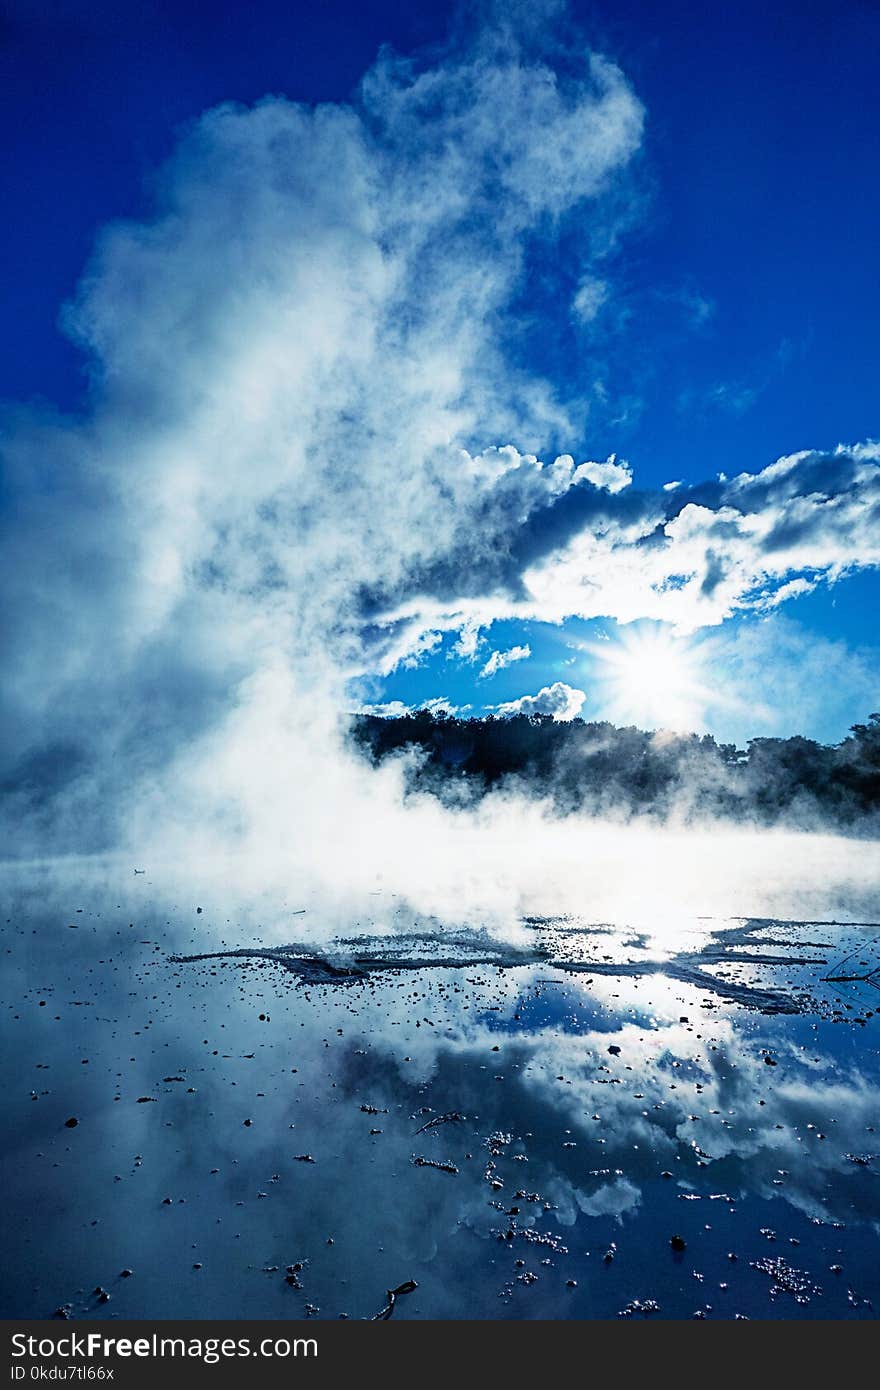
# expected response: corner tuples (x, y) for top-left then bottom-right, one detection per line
(1, 4), (878, 934)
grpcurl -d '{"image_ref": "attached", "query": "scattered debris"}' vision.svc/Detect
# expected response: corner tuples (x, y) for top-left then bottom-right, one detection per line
(412, 1156), (459, 1174)
(750, 1256), (822, 1305)
(619, 1298), (660, 1317)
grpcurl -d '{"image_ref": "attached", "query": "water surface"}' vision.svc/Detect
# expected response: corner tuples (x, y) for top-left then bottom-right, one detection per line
(2, 877), (879, 1321)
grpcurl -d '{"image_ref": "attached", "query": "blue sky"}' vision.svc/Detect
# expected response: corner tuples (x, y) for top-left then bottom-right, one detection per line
(1, 0), (878, 773)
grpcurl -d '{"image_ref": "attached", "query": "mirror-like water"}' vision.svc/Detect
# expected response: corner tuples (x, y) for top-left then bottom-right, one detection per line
(2, 877), (878, 1321)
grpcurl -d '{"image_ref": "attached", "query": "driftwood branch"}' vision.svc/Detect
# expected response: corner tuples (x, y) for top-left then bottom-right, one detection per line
(414, 1111), (464, 1136)
(371, 1280), (418, 1321)
(822, 940), (880, 986)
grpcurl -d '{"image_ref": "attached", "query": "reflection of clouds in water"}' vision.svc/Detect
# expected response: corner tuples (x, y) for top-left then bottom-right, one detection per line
(4, 886), (879, 1320)
(534, 1028), (878, 1227)
(570, 1178), (642, 1221)
(330, 975), (880, 1233)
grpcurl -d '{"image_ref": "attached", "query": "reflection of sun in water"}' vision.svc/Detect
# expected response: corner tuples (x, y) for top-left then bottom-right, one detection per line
(589, 625), (712, 731)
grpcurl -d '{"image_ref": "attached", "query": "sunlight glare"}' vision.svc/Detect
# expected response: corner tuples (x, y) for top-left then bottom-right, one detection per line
(588, 626), (712, 732)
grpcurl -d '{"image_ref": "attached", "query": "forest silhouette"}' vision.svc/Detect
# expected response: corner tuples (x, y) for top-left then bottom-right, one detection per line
(351, 710), (880, 829)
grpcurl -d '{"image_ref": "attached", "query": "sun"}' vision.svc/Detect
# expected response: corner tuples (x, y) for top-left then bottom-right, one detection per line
(587, 625), (711, 732)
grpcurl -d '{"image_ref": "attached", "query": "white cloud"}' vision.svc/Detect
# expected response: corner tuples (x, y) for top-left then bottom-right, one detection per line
(356, 695), (469, 718)
(401, 631), (443, 670)
(494, 681), (586, 720)
(570, 452), (632, 493)
(513, 443), (880, 636)
(451, 619), (483, 661)
(355, 700), (412, 718)
(479, 643), (531, 678)
(420, 696), (469, 716)
(571, 274), (608, 322)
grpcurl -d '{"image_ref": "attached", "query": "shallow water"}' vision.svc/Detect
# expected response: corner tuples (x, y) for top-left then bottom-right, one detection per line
(2, 876), (879, 1321)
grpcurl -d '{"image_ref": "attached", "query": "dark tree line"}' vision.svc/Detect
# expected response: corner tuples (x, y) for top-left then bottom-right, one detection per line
(350, 710), (880, 829)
